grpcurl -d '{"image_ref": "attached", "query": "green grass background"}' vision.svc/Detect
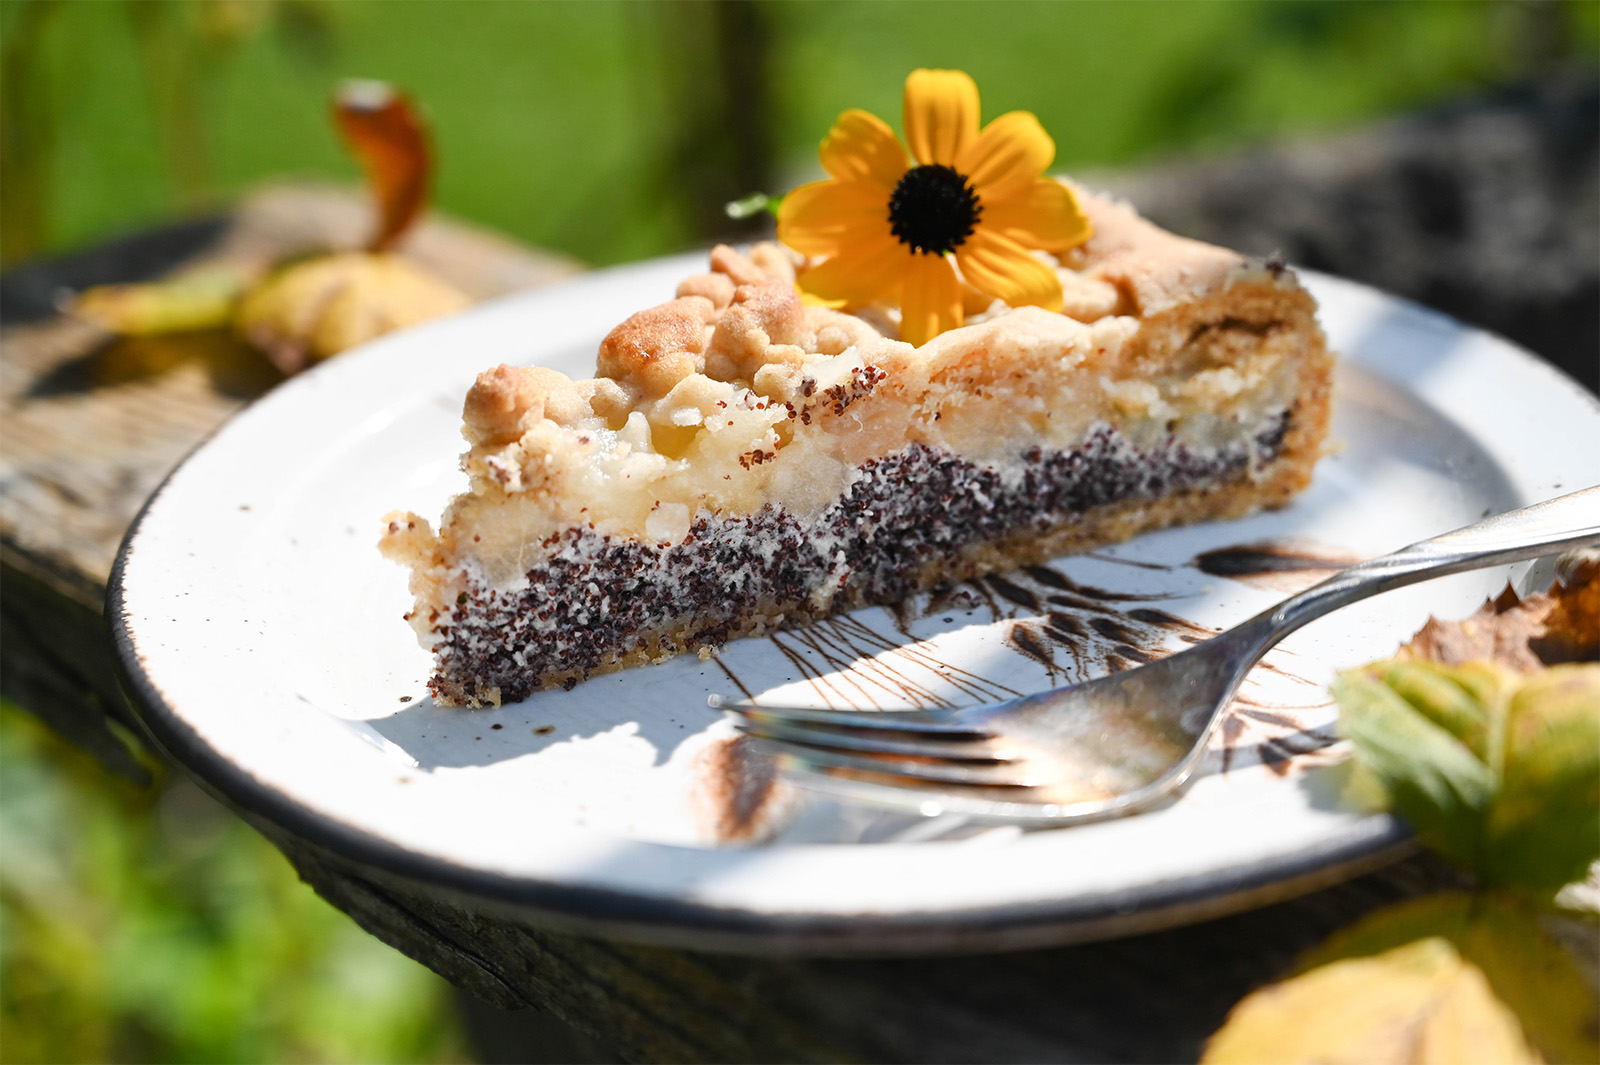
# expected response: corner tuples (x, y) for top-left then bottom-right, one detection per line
(1, 1), (1595, 1061)
(7, 0), (1596, 267)
(0, 700), (469, 1064)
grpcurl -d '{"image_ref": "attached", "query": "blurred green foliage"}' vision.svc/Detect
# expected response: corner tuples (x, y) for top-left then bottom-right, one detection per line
(2, 0), (1595, 268)
(1334, 660), (1600, 895)
(0, 700), (469, 1064)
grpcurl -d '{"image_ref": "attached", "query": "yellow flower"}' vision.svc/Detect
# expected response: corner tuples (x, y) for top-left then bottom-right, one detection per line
(778, 69), (1092, 347)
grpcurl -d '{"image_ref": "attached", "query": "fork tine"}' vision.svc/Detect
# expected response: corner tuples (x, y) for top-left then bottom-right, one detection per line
(749, 737), (1046, 789)
(711, 696), (994, 739)
(735, 716), (1020, 764)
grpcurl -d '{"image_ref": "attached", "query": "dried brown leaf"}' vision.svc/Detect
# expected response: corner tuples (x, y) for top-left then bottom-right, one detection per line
(1398, 554), (1599, 673)
(333, 80), (431, 252)
(1534, 553), (1600, 664)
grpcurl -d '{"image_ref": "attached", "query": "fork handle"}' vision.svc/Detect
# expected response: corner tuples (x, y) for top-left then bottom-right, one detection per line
(1255, 484), (1600, 647)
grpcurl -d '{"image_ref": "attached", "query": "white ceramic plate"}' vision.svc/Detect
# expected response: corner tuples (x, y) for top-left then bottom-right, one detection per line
(110, 257), (1600, 953)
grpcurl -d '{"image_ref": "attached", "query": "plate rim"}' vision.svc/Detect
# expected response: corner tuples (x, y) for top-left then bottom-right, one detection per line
(106, 259), (1596, 954)
(109, 561), (1414, 953)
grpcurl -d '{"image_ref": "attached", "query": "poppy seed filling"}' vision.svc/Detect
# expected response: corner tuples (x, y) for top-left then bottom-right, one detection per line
(434, 417), (1290, 706)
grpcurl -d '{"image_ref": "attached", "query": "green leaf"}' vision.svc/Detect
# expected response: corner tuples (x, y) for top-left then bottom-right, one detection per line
(1376, 660), (1502, 762)
(1336, 660), (1600, 895)
(725, 191), (784, 219)
(1332, 667), (1497, 870)
(1485, 665), (1600, 893)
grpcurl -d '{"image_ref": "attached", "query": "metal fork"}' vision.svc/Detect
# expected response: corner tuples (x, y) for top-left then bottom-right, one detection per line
(714, 485), (1600, 825)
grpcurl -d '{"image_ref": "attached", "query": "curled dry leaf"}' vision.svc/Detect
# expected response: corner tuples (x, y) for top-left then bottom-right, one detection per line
(234, 80), (471, 372)
(334, 78), (431, 253)
(1399, 553), (1599, 671)
(1537, 551), (1600, 664)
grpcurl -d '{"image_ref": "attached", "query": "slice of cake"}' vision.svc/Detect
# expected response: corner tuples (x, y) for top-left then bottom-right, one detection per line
(381, 187), (1334, 706)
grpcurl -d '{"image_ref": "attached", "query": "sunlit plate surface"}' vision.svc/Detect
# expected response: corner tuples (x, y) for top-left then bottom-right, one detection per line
(110, 258), (1600, 952)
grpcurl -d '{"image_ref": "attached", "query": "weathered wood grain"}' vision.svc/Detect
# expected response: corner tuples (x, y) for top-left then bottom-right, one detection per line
(263, 816), (1467, 1064)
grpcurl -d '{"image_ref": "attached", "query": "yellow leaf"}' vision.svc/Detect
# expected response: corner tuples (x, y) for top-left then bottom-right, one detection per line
(1203, 935), (1535, 1064)
(234, 252), (469, 374)
(68, 269), (247, 335)
(1204, 894), (1599, 1065)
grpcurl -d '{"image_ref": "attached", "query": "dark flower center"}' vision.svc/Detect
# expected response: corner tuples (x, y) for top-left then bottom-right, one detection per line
(888, 164), (981, 256)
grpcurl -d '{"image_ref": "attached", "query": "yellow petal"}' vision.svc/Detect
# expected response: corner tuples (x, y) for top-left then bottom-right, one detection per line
(960, 282), (997, 317)
(799, 289), (849, 310)
(981, 178), (1093, 253)
(955, 227), (1063, 312)
(819, 109), (908, 189)
(957, 111), (1055, 204)
(903, 69), (979, 167)
(778, 179), (892, 258)
(795, 235), (905, 308)
(898, 251), (962, 347)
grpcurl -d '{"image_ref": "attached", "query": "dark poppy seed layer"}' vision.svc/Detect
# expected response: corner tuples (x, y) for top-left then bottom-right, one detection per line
(426, 410), (1293, 706)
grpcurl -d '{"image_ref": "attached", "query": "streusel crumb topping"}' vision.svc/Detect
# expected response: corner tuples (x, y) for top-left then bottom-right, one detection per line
(383, 187), (1321, 598)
